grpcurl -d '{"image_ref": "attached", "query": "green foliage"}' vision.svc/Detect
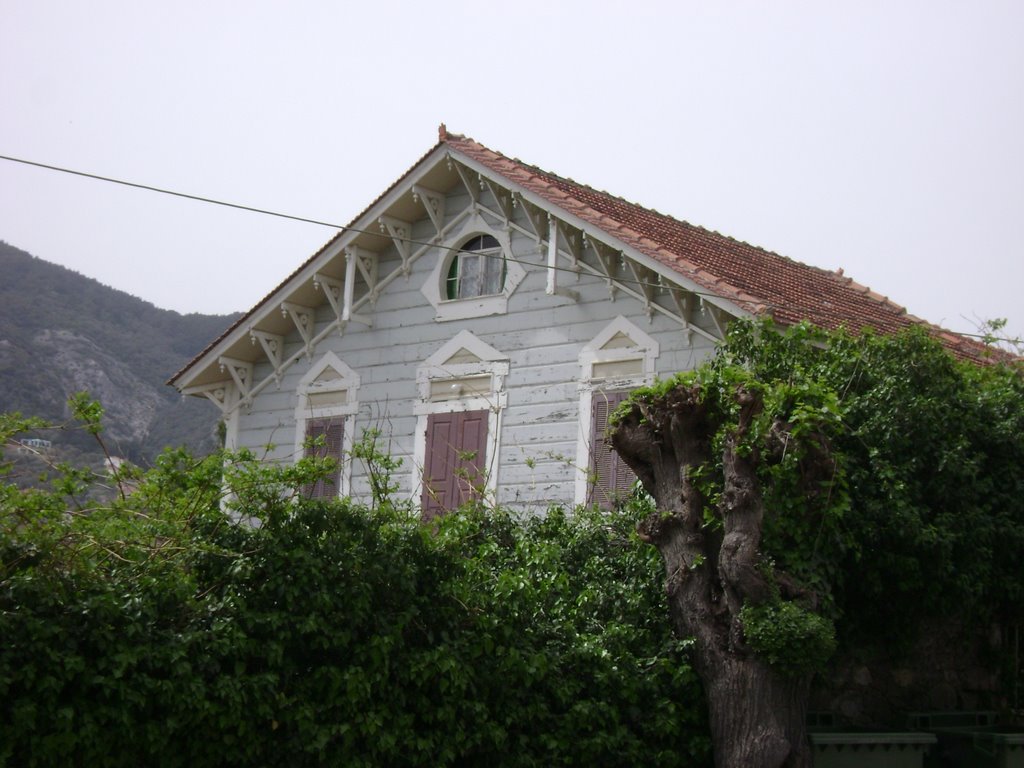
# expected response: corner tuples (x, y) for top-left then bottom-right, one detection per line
(978, 317), (1024, 355)
(68, 391), (105, 436)
(622, 324), (853, 615)
(0, 405), (711, 766)
(740, 321), (1024, 649)
(740, 600), (837, 676)
(349, 427), (404, 510)
(626, 318), (1024, 661)
(614, 317), (1024, 685)
(430, 504), (711, 765)
(0, 412), (50, 470)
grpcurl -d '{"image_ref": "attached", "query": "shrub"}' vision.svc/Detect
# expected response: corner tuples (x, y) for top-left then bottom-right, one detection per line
(1, 420), (711, 766)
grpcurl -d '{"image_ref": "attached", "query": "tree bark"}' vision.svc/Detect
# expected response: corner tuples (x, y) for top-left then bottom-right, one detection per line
(612, 384), (813, 768)
(695, 650), (813, 767)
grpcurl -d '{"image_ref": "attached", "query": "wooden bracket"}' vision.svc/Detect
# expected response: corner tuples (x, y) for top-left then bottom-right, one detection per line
(182, 381), (237, 414)
(627, 259), (655, 321)
(517, 194), (546, 245)
(452, 161), (479, 205)
(705, 301), (728, 339)
(378, 215), (413, 277)
(280, 301), (316, 358)
(217, 357), (254, 404)
(479, 177), (512, 225)
(544, 216), (579, 301)
(412, 184), (446, 236)
(344, 247), (376, 322)
(313, 273), (344, 327)
(589, 240), (619, 300)
(249, 329), (285, 385)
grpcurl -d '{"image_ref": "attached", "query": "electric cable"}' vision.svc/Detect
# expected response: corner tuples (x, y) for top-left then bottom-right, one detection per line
(0, 152), (718, 298)
(1, 153), (1018, 346)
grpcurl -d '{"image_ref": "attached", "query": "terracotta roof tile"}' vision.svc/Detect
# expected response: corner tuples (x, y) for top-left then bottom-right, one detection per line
(444, 132), (1005, 364)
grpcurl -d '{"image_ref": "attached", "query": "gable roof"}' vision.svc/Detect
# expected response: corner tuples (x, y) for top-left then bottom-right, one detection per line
(170, 128), (1002, 389)
(443, 131), (1001, 364)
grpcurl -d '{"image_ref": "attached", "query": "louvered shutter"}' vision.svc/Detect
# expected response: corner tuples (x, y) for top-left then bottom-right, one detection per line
(453, 410), (486, 505)
(588, 391), (636, 508)
(422, 410), (487, 520)
(304, 417), (343, 499)
(422, 412), (455, 517)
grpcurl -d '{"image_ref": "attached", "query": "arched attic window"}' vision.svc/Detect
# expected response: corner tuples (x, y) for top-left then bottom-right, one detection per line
(445, 234), (506, 300)
(421, 214), (525, 321)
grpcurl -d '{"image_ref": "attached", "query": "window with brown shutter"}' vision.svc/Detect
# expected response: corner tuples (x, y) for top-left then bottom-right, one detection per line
(421, 409), (488, 520)
(303, 417), (344, 499)
(588, 390), (636, 509)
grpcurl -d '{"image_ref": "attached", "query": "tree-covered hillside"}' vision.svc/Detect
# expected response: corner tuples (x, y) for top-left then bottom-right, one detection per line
(0, 240), (240, 464)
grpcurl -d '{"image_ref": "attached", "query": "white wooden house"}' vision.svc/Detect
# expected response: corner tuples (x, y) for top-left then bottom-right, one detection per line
(169, 127), (989, 515)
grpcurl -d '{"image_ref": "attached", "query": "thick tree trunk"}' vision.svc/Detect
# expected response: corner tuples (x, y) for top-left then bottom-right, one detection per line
(611, 383), (814, 768)
(697, 651), (813, 767)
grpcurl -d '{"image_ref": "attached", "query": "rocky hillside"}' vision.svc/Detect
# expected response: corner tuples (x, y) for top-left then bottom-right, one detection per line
(0, 240), (240, 465)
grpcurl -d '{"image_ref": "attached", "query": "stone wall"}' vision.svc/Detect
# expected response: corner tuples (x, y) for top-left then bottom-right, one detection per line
(810, 620), (1015, 727)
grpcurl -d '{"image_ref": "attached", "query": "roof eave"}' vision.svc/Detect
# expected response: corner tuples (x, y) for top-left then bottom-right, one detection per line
(168, 141), (454, 391)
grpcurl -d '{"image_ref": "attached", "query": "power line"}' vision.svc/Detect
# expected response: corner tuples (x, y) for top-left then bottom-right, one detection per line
(0, 151), (704, 296)
(2, 153), (1019, 346)
(0, 154), (351, 231)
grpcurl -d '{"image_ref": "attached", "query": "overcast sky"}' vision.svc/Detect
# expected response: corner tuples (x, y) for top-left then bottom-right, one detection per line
(2, 1), (1021, 342)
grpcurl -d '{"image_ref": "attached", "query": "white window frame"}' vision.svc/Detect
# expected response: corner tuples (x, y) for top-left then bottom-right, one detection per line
(412, 330), (508, 507)
(574, 316), (659, 505)
(446, 234), (505, 300)
(293, 351), (360, 498)
(421, 212), (526, 322)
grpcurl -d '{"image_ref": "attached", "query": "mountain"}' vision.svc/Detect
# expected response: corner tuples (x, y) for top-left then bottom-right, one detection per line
(0, 240), (240, 465)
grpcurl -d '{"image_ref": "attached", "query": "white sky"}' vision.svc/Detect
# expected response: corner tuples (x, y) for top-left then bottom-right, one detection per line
(1, 1), (1022, 342)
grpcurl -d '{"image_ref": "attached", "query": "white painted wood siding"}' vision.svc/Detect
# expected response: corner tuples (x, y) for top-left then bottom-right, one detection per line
(233, 186), (720, 512)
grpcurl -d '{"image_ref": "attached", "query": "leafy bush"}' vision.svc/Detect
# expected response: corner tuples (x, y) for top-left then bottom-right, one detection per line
(717, 321), (1024, 651)
(0, 409), (711, 767)
(740, 600), (836, 675)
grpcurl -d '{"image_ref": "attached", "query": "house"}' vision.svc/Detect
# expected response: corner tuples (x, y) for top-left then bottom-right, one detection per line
(169, 126), (992, 515)
(17, 438), (52, 454)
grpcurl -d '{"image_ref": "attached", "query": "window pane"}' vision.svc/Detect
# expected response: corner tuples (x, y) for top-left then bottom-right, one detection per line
(481, 252), (504, 295)
(448, 235), (505, 300)
(446, 256), (460, 300)
(457, 253), (481, 298)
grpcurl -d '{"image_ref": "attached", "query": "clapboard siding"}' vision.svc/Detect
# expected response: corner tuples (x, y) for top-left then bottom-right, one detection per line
(232, 183), (720, 512)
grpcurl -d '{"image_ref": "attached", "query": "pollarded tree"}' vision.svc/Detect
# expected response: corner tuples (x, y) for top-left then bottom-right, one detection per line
(610, 320), (1024, 768)
(611, 361), (842, 767)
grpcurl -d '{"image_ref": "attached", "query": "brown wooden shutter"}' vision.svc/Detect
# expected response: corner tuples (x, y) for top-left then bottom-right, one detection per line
(453, 410), (486, 504)
(422, 409), (488, 520)
(304, 417), (343, 499)
(588, 391), (636, 509)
